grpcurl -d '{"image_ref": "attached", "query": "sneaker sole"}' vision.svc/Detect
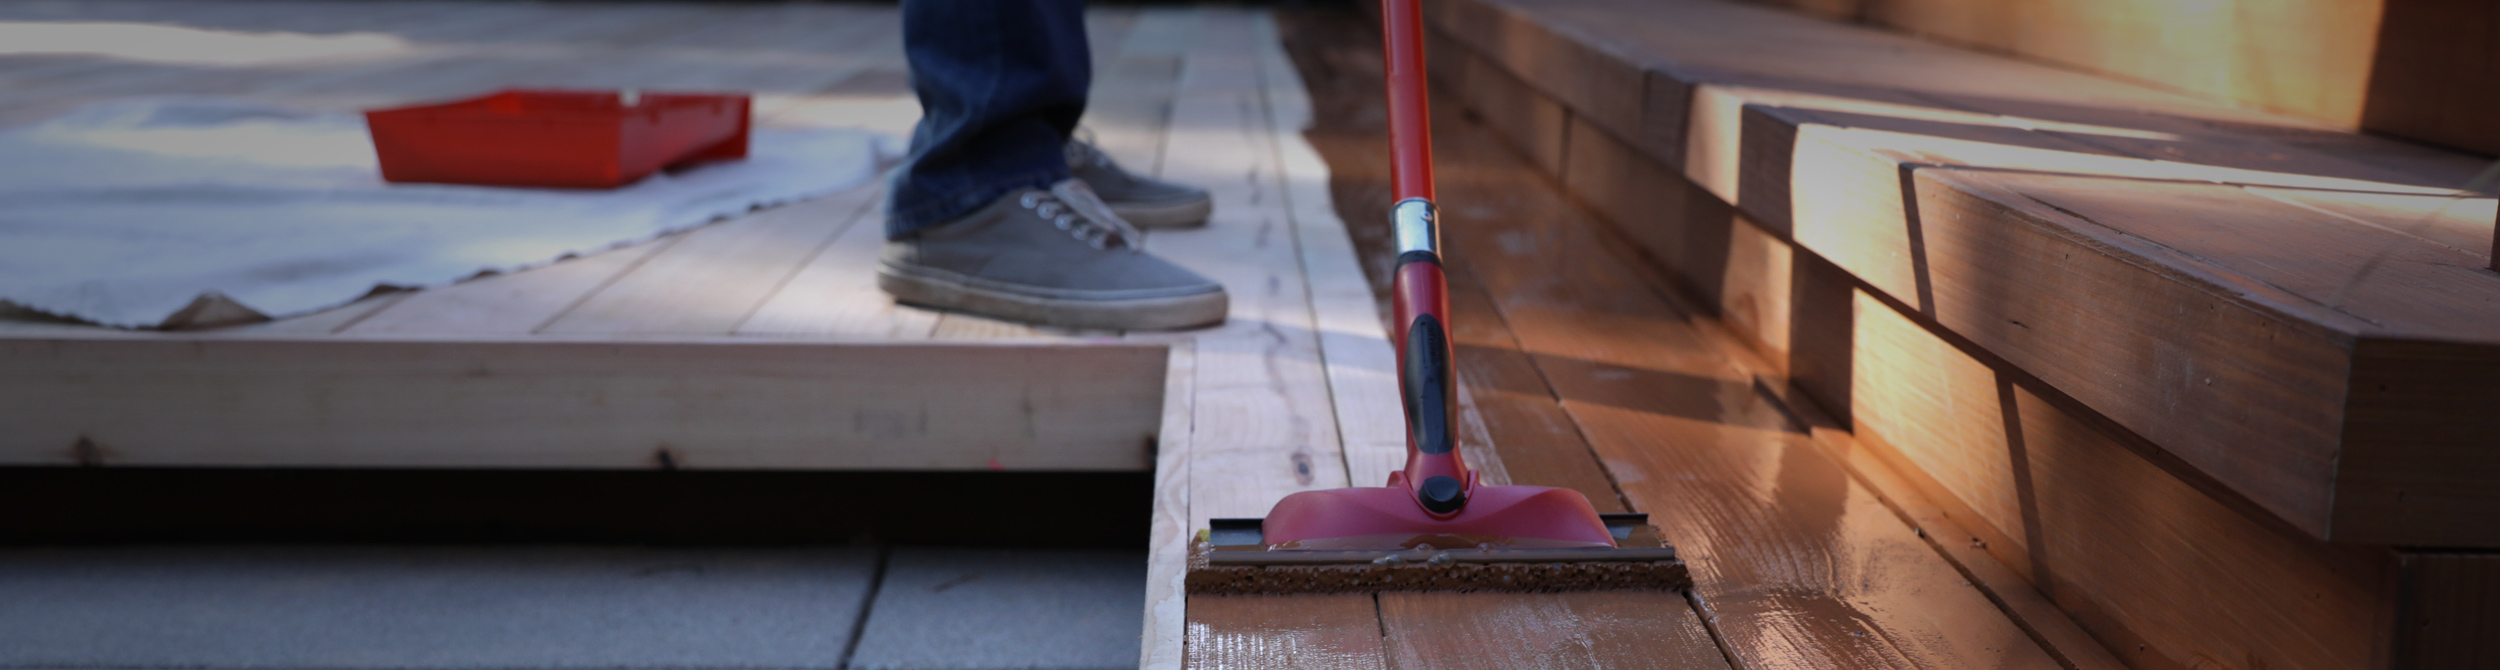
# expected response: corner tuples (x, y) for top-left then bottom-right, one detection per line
(1111, 197), (1213, 229)
(879, 266), (1228, 331)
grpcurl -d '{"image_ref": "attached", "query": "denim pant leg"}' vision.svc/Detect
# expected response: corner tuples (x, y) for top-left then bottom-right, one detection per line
(885, 0), (1092, 239)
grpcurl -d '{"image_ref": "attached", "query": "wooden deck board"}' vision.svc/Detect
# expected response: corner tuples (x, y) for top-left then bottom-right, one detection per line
(1379, 592), (1728, 670)
(1408, 60), (2065, 667)
(1184, 595), (1387, 670)
(0, 3), (2141, 668)
(1410, 0), (2500, 665)
(732, 190), (942, 339)
(0, 2), (1207, 479)
(0, 335), (1169, 470)
(345, 239), (676, 336)
(1182, 10), (2087, 670)
(1424, 0), (2500, 546)
(535, 190), (875, 336)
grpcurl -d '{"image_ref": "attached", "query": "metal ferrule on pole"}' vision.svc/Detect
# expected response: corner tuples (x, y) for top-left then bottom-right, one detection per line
(1392, 198), (1438, 257)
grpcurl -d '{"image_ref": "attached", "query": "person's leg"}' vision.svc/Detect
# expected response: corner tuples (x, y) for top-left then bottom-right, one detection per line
(886, 0), (1092, 239)
(878, 0), (1226, 330)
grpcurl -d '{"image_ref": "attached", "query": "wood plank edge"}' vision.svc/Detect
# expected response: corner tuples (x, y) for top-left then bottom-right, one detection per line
(1142, 341), (1197, 670)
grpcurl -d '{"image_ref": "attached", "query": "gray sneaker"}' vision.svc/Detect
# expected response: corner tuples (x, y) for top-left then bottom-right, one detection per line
(879, 180), (1228, 330)
(1066, 138), (1213, 228)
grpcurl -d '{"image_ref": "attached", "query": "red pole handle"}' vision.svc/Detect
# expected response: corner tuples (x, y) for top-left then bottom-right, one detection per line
(1382, 0), (1434, 203)
(1381, 0), (1470, 517)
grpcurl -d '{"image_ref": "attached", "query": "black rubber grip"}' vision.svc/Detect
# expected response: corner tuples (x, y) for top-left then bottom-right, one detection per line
(1402, 313), (1455, 455)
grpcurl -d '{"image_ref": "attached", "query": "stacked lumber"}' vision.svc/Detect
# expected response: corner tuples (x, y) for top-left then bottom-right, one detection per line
(1409, 0), (2500, 667)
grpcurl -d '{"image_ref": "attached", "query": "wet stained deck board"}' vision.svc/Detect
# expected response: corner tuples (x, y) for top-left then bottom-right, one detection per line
(1411, 2), (2497, 667)
(1378, 592), (1728, 670)
(1425, 98), (2062, 669)
(4, 3), (2085, 667)
(1185, 595), (1388, 670)
(1272, 16), (1735, 668)
(1191, 11), (2056, 670)
(1256, 7), (2072, 665)
(1174, 9), (1744, 669)
(1423, 0), (2500, 548)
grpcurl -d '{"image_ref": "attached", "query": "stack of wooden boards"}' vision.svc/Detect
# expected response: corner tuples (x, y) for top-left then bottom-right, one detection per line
(1402, 0), (2500, 666)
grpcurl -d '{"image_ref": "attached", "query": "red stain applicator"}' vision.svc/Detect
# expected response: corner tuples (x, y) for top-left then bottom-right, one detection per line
(1185, 0), (1687, 595)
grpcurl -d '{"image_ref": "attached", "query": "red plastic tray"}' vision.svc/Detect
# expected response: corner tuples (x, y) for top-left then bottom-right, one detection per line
(365, 89), (750, 189)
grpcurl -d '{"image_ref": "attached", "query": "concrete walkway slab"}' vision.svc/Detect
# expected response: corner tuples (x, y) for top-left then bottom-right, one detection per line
(0, 545), (879, 669)
(846, 547), (1146, 670)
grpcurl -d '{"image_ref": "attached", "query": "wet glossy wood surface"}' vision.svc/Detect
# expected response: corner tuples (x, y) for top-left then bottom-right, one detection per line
(1402, 2), (2500, 666)
(1182, 13), (1741, 669)
(1419, 0), (2500, 549)
(1187, 595), (1388, 670)
(1425, 125), (2059, 669)
(1379, 592), (1727, 669)
(1192, 11), (2071, 669)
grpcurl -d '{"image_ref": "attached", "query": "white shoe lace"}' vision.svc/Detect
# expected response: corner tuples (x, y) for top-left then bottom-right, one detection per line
(1021, 179), (1144, 251)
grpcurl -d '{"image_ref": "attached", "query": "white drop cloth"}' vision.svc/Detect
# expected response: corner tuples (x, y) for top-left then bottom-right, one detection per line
(0, 98), (897, 328)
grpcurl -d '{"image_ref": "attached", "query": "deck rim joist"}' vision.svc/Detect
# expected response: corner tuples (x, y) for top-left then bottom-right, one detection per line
(0, 330), (1171, 472)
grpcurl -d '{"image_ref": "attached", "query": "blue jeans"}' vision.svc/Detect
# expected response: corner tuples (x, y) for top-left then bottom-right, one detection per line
(886, 0), (1092, 238)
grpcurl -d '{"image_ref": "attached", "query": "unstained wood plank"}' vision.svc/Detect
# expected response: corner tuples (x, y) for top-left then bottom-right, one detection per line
(539, 187), (877, 335)
(345, 240), (673, 335)
(0, 335), (1166, 471)
(734, 188), (941, 340)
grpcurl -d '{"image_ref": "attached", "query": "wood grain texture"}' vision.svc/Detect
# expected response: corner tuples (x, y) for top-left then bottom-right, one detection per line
(538, 190), (875, 335)
(733, 189), (942, 339)
(2243, 187), (2496, 263)
(1919, 168), (2500, 542)
(1842, 289), (2026, 562)
(1870, 0), (2384, 127)
(1567, 194), (2126, 670)
(2336, 340), (2500, 546)
(1909, 166), (2359, 535)
(1166, 14), (1395, 667)
(929, 312), (1054, 340)
(1426, 93), (2062, 670)
(0, 335), (1165, 471)
(2362, 0), (2500, 156)
(1769, 374), (2125, 670)
(1442, 266), (1619, 507)
(1265, 14), (1751, 670)
(1559, 116), (1799, 367)
(2399, 553), (2500, 669)
(1378, 592), (1730, 670)
(1420, 0), (1652, 147)
(2014, 382), (2401, 670)
(1414, 2), (2498, 664)
(1254, 14), (1404, 492)
(346, 240), (672, 335)
(1150, 10), (1349, 528)
(1185, 595), (1386, 670)
(1143, 343), (1196, 670)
